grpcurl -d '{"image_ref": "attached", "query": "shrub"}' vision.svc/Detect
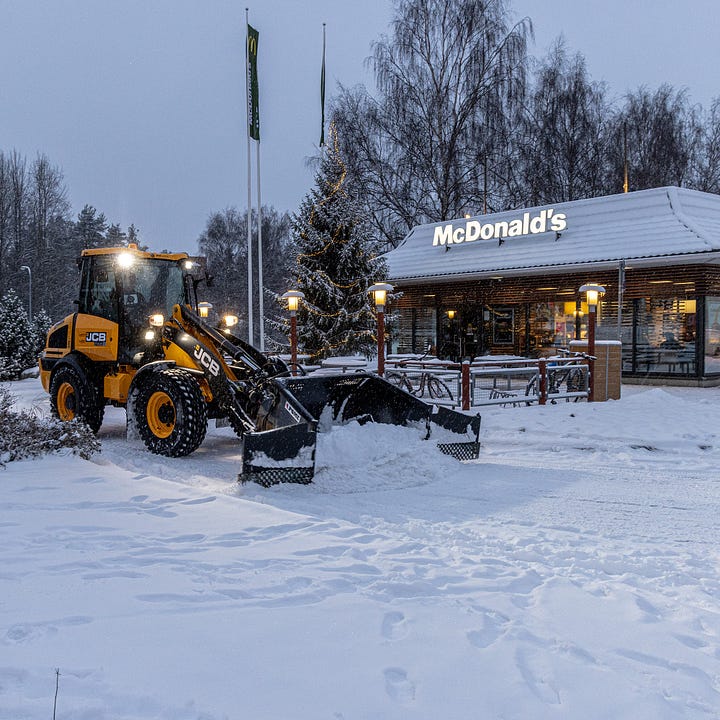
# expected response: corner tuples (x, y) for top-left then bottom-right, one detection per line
(0, 386), (100, 466)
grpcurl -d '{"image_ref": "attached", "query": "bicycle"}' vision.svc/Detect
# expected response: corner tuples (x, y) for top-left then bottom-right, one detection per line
(386, 366), (454, 402)
(524, 349), (591, 403)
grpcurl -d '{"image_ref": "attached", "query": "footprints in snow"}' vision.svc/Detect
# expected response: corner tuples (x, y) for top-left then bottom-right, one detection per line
(4, 615), (93, 645)
(380, 612), (415, 702)
(466, 608), (509, 648)
(381, 611), (408, 641)
(383, 667), (416, 702)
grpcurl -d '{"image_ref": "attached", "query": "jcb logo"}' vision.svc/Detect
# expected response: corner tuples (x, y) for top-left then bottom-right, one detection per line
(193, 345), (220, 376)
(85, 331), (106, 346)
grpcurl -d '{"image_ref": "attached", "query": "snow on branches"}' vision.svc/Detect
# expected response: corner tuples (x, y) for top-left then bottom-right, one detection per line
(0, 385), (100, 466)
(288, 125), (389, 361)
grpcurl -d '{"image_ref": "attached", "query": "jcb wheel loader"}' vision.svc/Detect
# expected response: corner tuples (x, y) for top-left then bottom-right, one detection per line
(40, 244), (481, 484)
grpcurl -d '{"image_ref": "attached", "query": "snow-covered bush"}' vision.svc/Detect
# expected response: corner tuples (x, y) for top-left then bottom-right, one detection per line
(0, 289), (38, 381)
(0, 386), (100, 466)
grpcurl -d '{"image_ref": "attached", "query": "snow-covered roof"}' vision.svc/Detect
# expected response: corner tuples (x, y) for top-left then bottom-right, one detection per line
(385, 187), (720, 284)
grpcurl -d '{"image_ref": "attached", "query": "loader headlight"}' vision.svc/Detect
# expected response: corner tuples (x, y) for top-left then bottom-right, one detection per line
(223, 314), (239, 328)
(117, 252), (135, 268)
(144, 330), (156, 341)
(149, 313), (165, 327)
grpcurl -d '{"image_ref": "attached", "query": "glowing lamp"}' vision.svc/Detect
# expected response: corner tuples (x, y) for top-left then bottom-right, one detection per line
(149, 313), (165, 327)
(579, 284), (605, 309)
(578, 284), (605, 403)
(282, 290), (305, 314)
(223, 314), (239, 328)
(368, 282), (393, 310)
(447, 309), (456, 320)
(198, 302), (213, 318)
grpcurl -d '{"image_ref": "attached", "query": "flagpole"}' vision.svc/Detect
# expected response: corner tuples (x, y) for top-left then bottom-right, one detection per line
(257, 140), (264, 350)
(320, 23), (326, 147)
(245, 8), (254, 345)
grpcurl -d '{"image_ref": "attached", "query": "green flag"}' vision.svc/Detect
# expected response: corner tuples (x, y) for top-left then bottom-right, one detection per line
(320, 24), (326, 146)
(247, 24), (260, 141)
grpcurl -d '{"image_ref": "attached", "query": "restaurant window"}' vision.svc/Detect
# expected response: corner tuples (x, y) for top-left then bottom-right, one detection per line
(391, 307), (437, 355)
(633, 297), (696, 374)
(704, 297), (720, 374)
(527, 302), (585, 356)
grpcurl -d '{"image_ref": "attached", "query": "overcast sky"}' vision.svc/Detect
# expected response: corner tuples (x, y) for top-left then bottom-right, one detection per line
(2, 0), (719, 254)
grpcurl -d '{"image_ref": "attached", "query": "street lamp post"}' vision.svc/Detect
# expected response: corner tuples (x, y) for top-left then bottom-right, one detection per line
(282, 290), (305, 375)
(368, 283), (393, 377)
(20, 265), (32, 320)
(579, 283), (605, 402)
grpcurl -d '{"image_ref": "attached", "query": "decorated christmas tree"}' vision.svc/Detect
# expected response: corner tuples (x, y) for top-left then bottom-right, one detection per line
(289, 125), (387, 361)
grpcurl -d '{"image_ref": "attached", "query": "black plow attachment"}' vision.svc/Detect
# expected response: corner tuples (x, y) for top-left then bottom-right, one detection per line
(239, 372), (481, 487)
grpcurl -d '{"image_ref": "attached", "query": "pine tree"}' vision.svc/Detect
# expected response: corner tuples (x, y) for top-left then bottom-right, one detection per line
(76, 205), (108, 249)
(0, 289), (37, 380)
(289, 126), (388, 360)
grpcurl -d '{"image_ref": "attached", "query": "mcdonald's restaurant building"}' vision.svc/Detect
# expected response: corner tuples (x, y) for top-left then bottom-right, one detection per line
(384, 186), (720, 384)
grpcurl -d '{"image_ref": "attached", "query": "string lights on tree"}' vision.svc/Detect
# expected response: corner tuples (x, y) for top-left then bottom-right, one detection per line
(287, 123), (390, 362)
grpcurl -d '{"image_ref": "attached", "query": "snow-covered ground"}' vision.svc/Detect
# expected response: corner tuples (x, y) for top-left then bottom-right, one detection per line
(1, 377), (719, 719)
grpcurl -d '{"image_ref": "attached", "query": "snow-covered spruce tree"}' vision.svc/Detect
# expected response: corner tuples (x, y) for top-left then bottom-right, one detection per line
(288, 126), (388, 361)
(0, 289), (37, 380)
(33, 308), (53, 355)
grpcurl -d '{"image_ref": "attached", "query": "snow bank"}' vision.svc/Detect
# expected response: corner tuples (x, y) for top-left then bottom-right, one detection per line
(1, 378), (719, 719)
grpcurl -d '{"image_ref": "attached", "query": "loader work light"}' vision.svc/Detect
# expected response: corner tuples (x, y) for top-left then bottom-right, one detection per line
(223, 314), (239, 328)
(149, 314), (165, 327)
(117, 252), (135, 268)
(198, 302), (213, 318)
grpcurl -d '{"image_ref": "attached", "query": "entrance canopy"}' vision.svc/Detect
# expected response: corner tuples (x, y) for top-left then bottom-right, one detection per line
(385, 187), (720, 284)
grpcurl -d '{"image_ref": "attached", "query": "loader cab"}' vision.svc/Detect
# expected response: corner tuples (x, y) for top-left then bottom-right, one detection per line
(78, 250), (190, 363)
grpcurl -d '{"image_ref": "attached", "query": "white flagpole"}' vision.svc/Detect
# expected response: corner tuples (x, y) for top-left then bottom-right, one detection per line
(257, 140), (265, 350)
(245, 8), (254, 345)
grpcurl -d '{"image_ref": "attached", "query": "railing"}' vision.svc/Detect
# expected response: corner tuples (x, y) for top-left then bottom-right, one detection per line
(384, 355), (590, 409)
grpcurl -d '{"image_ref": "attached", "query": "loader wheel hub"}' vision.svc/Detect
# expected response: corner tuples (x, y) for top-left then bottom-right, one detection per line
(146, 391), (175, 439)
(57, 382), (76, 421)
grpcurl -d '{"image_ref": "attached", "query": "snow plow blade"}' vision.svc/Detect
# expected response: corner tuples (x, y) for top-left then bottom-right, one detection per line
(239, 372), (481, 486)
(241, 423), (318, 487)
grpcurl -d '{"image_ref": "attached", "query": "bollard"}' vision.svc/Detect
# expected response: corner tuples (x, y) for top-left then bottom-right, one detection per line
(539, 358), (547, 405)
(461, 361), (471, 411)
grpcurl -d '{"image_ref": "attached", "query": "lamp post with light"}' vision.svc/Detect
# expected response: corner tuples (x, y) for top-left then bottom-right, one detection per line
(197, 302), (213, 319)
(282, 290), (305, 375)
(368, 283), (393, 377)
(579, 283), (605, 402)
(20, 265), (32, 320)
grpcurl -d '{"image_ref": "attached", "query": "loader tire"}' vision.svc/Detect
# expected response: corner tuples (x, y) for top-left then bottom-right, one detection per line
(134, 368), (207, 457)
(50, 364), (105, 433)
